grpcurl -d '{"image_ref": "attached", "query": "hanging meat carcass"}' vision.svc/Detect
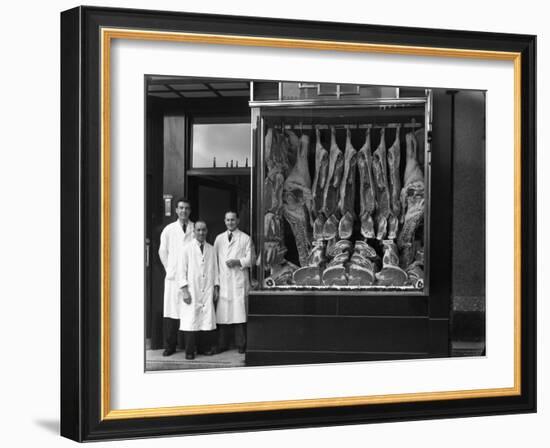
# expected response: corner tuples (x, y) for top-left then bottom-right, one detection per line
(372, 128), (391, 240)
(282, 133), (313, 267)
(321, 126), (344, 218)
(397, 132), (425, 269)
(263, 128), (290, 281)
(338, 128), (358, 217)
(310, 127), (331, 274)
(311, 127), (329, 218)
(357, 128), (377, 239)
(387, 126), (402, 239)
(286, 130), (315, 227)
(336, 127), (357, 240)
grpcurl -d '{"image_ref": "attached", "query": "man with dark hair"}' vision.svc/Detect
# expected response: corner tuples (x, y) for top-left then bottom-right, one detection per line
(158, 198), (194, 356)
(177, 220), (219, 359)
(213, 210), (254, 354)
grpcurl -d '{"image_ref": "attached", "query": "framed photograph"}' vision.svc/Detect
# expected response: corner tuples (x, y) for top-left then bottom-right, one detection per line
(60, 5), (536, 441)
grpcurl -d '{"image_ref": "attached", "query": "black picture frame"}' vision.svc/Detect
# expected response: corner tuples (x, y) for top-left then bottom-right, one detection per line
(61, 5), (536, 442)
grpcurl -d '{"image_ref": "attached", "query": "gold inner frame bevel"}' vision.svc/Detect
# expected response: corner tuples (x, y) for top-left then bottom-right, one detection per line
(100, 27), (522, 421)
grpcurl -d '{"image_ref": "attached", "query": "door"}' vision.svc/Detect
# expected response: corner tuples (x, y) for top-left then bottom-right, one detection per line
(188, 174), (251, 244)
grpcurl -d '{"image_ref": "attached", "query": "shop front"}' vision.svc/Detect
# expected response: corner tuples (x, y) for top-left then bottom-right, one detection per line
(146, 76), (485, 368)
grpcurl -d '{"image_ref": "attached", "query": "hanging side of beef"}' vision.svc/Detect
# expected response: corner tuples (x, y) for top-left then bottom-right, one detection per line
(311, 127), (329, 217)
(372, 128), (391, 240)
(263, 128), (290, 277)
(397, 132), (425, 268)
(338, 127), (358, 216)
(357, 128), (377, 239)
(321, 126), (344, 218)
(387, 126), (402, 219)
(282, 133), (313, 267)
(337, 127), (357, 240)
(386, 127), (402, 239)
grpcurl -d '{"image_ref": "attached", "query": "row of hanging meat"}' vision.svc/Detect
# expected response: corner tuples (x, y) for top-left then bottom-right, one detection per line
(262, 124), (426, 288)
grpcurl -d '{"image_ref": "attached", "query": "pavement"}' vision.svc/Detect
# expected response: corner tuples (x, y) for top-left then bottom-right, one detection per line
(146, 348), (246, 371)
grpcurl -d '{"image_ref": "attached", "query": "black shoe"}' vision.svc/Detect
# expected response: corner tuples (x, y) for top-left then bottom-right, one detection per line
(185, 353), (195, 360)
(238, 347), (246, 354)
(162, 348), (176, 357)
(203, 348), (217, 356)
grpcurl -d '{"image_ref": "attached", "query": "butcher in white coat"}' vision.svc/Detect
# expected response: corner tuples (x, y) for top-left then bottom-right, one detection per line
(177, 220), (219, 360)
(158, 198), (194, 356)
(213, 211), (254, 354)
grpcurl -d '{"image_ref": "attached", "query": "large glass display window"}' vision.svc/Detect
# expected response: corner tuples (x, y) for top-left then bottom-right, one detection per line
(251, 94), (432, 293)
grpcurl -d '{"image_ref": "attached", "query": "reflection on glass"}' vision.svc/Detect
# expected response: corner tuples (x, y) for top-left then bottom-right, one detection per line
(192, 123), (251, 168)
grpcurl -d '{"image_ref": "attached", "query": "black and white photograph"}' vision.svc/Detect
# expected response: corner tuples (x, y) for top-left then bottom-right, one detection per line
(54, 2), (538, 442)
(144, 77), (486, 371)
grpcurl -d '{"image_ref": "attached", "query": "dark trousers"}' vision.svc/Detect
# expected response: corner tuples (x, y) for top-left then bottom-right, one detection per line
(163, 317), (180, 351)
(217, 323), (246, 351)
(183, 330), (217, 355)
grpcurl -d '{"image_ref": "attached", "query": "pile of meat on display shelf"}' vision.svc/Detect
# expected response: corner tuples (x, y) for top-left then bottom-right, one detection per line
(262, 123), (426, 289)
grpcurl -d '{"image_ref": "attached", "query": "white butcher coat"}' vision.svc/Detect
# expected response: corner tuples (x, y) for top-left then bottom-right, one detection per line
(177, 239), (219, 331)
(158, 220), (194, 319)
(214, 229), (253, 324)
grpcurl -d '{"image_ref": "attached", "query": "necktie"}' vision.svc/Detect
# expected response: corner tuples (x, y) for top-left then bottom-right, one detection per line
(200, 243), (204, 254)
(228, 232), (232, 242)
(182, 223), (187, 233)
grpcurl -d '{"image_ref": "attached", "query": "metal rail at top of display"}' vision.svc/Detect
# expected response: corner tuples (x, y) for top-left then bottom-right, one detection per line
(248, 96), (428, 109)
(270, 122), (424, 130)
